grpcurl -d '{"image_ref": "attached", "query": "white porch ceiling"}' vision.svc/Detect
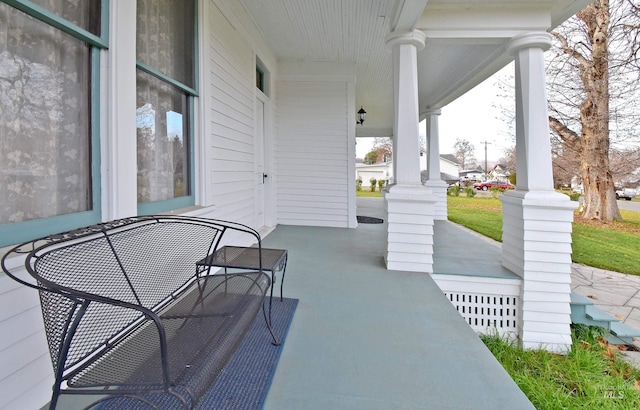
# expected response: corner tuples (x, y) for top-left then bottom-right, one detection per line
(239, 0), (590, 137)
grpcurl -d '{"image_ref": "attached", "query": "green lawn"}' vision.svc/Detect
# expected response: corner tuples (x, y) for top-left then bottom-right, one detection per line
(355, 190), (383, 197)
(447, 195), (640, 276)
(482, 325), (640, 409)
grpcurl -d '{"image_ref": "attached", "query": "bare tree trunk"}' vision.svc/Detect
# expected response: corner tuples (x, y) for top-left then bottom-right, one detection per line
(578, 1), (621, 220)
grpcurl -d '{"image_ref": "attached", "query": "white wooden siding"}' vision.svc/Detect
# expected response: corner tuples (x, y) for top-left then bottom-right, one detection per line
(0, 272), (53, 409)
(276, 81), (351, 227)
(206, 1), (256, 223)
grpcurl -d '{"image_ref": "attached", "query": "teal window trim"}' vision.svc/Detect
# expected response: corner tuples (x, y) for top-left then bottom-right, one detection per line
(90, 47), (102, 222)
(1, 0), (109, 49)
(1, 211), (102, 248)
(136, 61), (199, 97)
(101, 0), (110, 44)
(193, 0), (199, 92)
(138, 197), (195, 216)
(0, 1), (105, 248)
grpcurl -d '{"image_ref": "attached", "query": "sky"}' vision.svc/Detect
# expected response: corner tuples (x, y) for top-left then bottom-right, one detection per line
(356, 64), (514, 166)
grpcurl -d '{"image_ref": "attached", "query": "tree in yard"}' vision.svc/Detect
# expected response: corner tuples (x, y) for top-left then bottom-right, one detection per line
(498, 145), (517, 176)
(551, 135), (582, 189)
(364, 150), (378, 165)
(610, 147), (640, 186)
(372, 137), (393, 162)
(548, 0), (640, 220)
(453, 138), (476, 170)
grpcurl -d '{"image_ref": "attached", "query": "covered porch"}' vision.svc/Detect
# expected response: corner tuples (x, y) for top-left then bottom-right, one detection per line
(261, 197), (533, 409)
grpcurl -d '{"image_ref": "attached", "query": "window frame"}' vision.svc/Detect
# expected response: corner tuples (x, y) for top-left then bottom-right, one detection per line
(135, 1), (199, 216)
(0, 0), (108, 247)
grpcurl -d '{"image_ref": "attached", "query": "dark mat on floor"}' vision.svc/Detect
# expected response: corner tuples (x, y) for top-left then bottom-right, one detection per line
(357, 215), (384, 224)
(97, 298), (298, 410)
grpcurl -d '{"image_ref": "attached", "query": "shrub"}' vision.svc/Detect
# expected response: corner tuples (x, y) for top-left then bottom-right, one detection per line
(369, 178), (377, 192)
(464, 187), (476, 197)
(569, 192), (581, 201)
(356, 177), (363, 191)
(448, 185), (461, 196)
(489, 186), (504, 198)
(378, 179), (386, 190)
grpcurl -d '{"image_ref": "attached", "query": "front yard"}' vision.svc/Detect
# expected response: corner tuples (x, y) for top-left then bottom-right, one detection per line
(447, 196), (640, 276)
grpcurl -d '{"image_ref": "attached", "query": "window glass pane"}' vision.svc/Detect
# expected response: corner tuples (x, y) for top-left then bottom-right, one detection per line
(0, 4), (91, 224)
(136, 70), (190, 203)
(29, 0), (102, 35)
(137, 0), (195, 88)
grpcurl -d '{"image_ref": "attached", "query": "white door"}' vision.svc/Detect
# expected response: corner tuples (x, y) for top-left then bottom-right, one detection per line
(255, 98), (266, 227)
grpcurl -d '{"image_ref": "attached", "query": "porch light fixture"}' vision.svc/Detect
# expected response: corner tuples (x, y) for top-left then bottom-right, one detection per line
(357, 106), (366, 125)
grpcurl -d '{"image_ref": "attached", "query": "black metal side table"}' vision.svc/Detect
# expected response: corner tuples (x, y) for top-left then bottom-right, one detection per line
(196, 246), (288, 340)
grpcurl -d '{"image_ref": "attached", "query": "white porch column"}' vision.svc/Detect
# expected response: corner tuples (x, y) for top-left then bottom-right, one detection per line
(424, 110), (448, 220)
(502, 33), (578, 353)
(384, 30), (436, 273)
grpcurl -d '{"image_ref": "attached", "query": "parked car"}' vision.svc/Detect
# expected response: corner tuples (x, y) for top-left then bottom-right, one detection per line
(615, 188), (636, 201)
(473, 180), (514, 191)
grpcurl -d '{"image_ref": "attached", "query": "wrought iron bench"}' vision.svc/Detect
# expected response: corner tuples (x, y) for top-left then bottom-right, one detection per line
(1, 215), (279, 409)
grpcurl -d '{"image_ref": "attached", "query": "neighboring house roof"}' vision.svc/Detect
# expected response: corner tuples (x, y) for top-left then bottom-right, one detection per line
(420, 170), (459, 184)
(441, 172), (460, 183)
(440, 154), (459, 165)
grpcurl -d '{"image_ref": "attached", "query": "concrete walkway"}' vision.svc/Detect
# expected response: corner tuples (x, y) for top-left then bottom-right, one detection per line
(571, 265), (640, 334)
(571, 264), (640, 366)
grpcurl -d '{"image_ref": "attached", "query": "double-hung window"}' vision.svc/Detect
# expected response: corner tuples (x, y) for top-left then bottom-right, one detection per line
(0, 0), (107, 247)
(136, 0), (197, 214)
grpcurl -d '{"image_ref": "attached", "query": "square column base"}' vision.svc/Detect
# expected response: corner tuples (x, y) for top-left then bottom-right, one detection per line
(501, 190), (578, 353)
(384, 185), (436, 272)
(423, 180), (448, 220)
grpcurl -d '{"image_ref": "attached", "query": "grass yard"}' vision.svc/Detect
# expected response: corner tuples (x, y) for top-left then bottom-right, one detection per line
(447, 195), (640, 276)
(482, 325), (640, 409)
(355, 190), (383, 197)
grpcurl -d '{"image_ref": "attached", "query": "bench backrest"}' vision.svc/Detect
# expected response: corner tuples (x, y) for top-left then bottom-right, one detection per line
(6, 216), (246, 377)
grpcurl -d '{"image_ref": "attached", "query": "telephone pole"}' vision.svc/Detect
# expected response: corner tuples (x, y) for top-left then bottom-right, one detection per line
(480, 141), (491, 175)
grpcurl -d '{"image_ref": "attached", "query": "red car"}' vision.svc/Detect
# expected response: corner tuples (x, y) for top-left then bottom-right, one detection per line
(473, 180), (514, 191)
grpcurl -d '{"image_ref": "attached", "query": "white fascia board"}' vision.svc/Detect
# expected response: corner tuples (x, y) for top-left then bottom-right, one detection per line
(390, 0), (430, 32)
(356, 127), (394, 138)
(419, 5), (552, 42)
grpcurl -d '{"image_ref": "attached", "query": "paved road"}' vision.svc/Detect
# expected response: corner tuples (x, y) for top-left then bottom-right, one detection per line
(616, 199), (640, 212)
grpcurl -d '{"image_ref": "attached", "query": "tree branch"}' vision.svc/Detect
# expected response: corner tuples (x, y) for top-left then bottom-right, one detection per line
(549, 116), (581, 152)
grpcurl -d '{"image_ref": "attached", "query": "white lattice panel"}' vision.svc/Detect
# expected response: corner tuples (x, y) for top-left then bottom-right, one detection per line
(431, 274), (522, 337)
(445, 292), (519, 336)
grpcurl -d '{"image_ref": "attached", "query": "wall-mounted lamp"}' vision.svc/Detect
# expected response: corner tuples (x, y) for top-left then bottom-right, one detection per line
(357, 106), (366, 125)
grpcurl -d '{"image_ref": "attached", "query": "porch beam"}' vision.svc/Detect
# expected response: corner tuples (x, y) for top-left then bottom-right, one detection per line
(501, 32), (577, 354)
(390, 0), (430, 33)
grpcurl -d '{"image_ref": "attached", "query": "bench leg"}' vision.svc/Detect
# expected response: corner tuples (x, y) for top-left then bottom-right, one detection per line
(262, 295), (281, 346)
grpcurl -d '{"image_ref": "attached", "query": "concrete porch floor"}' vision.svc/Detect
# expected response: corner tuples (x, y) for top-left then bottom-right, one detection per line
(261, 197), (533, 409)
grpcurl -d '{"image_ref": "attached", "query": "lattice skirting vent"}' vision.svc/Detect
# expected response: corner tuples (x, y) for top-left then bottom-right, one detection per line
(444, 292), (519, 336)
(432, 274), (522, 337)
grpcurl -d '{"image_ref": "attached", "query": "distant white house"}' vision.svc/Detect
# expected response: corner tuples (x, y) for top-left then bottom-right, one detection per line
(488, 163), (511, 182)
(460, 168), (485, 182)
(356, 154), (460, 187)
(356, 161), (392, 187)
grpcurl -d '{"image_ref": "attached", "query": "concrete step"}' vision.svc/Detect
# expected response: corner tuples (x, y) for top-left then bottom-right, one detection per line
(570, 292), (640, 345)
(585, 305), (617, 325)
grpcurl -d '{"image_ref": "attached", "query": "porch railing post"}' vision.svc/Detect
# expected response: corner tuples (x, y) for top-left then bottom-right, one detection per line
(424, 110), (448, 220)
(384, 30), (436, 273)
(502, 32), (578, 353)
